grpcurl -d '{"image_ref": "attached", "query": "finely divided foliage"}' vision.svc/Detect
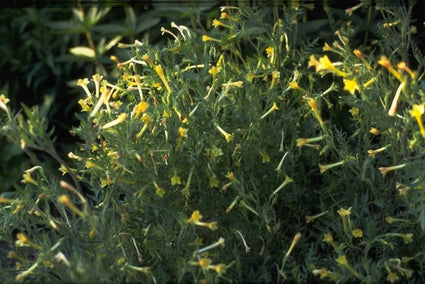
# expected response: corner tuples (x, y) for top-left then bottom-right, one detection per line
(1, 2), (425, 283)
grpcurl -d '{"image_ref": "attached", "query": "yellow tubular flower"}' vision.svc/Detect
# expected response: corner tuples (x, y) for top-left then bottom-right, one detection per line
(178, 126), (188, 140)
(388, 81), (406, 117)
(352, 229), (363, 238)
(323, 233), (335, 245)
(336, 255), (360, 279)
(0, 94), (11, 119)
(286, 232), (301, 257)
(90, 88), (110, 117)
(343, 78), (360, 95)
(397, 61), (415, 79)
(319, 55), (347, 77)
(171, 174), (181, 185)
(378, 163), (406, 176)
(91, 74), (103, 97)
(58, 195), (85, 218)
(323, 42), (332, 52)
(369, 127), (380, 135)
(78, 98), (91, 112)
(16, 262), (40, 282)
(199, 258), (212, 268)
(0, 197), (23, 204)
(211, 263), (227, 276)
(209, 66), (220, 84)
(353, 49), (371, 70)
(222, 80), (243, 88)
(15, 232), (43, 251)
(212, 19), (233, 29)
(305, 96), (324, 126)
(409, 104), (425, 137)
(154, 64), (172, 95)
(289, 81), (300, 90)
(308, 55), (321, 72)
(141, 54), (153, 67)
(270, 70), (280, 89)
(197, 237), (225, 253)
(101, 113), (127, 129)
(202, 35), (222, 43)
(337, 207), (352, 231)
(21, 166), (41, 186)
(220, 12), (237, 21)
(77, 78), (92, 98)
(266, 46), (274, 64)
(271, 175), (293, 197)
(260, 102), (279, 119)
(187, 210), (203, 223)
(367, 145), (389, 157)
(387, 272), (399, 283)
(68, 152), (83, 161)
(363, 78), (375, 88)
(296, 135), (327, 147)
(161, 27), (178, 41)
(216, 125), (234, 142)
(21, 172), (38, 186)
(132, 101), (149, 118)
(378, 56), (403, 82)
(319, 161), (344, 174)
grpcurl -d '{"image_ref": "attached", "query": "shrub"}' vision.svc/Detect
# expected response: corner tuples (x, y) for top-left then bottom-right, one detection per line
(1, 2), (425, 283)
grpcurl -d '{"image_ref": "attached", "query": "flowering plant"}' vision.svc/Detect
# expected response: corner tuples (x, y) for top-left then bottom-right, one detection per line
(1, 2), (425, 283)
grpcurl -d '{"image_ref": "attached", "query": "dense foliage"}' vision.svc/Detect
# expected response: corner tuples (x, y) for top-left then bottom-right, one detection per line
(1, 1), (425, 283)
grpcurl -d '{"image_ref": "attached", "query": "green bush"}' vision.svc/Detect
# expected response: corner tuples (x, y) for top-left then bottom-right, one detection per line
(0, 1), (218, 192)
(1, 2), (425, 283)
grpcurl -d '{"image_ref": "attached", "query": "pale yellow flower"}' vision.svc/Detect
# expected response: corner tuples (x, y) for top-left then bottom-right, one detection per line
(77, 78), (92, 98)
(216, 125), (234, 142)
(171, 174), (181, 185)
(337, 207), (352, 217)
(387, 272), (399, 284)
(101, 113), (127, 129)
(78, 98), (91, 112)
(260, 102), (279, 119)
(378, 163), (406, 176)
(319, 161), (344, 174)
(0, 94), (11, 119)
(188, 210), (203, 223)
(153, 181), (165, 197)
(352, 229), (363, 238)
(260, 152), (270, 163)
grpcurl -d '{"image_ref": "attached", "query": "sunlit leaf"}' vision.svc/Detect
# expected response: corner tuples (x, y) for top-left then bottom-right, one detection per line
(69, 46), (96, 58)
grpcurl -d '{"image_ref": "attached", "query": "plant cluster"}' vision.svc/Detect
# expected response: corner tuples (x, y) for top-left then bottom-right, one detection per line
(1, 2), (425, 283)
(0, 1), (218, 192)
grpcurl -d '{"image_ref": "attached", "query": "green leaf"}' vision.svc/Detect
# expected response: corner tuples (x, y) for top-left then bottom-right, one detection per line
(124, 6), (136, 30)
(49, 21), (86, 34)
(136, 17), (161, 34)
(102, 35), (122, 53)
(90, 24), (126, 35)
(69, 46), (96, 58)
(85, 7), (111, 28)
